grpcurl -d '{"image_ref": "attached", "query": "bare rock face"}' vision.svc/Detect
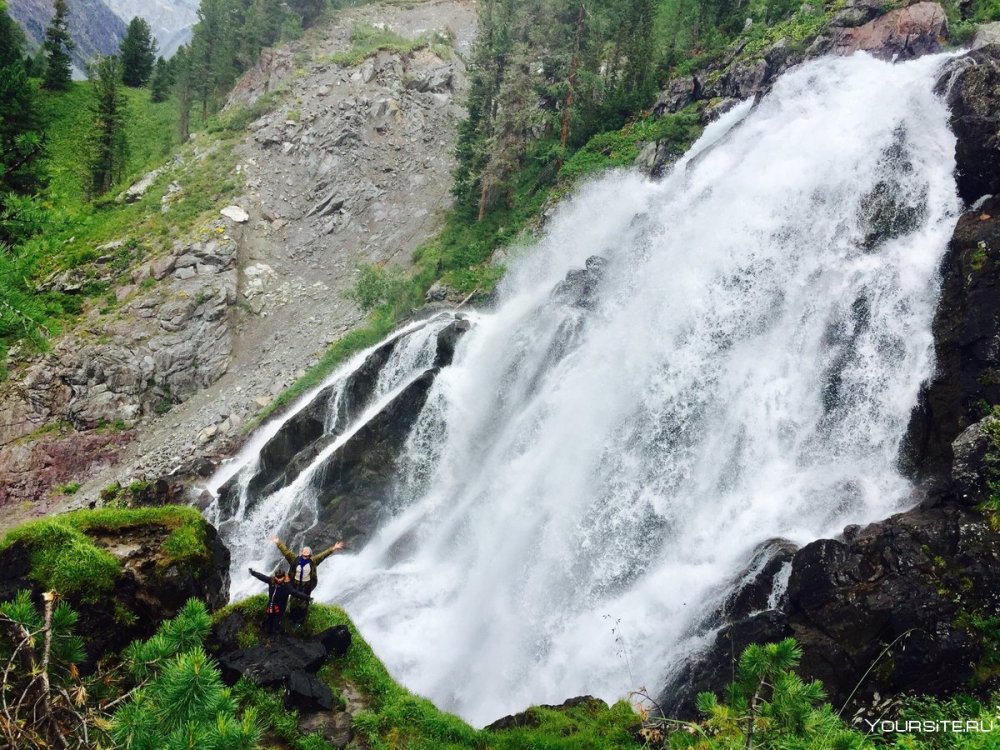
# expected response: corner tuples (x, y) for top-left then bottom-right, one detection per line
(0, 430), (133, 506)
(821, 1), (948, 60)
(934, 45), (1000, 204)
(903, 195), (1000, 476)
(0, 234), (239, 507)
(974, 22), (1000, 49)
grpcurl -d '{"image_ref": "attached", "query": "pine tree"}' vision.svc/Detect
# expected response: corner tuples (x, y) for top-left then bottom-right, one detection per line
(0, 0), (24, 68)
(41, 0), (73, 91)
(87, 55), (128, 197)
(112, 600), (261, 750)
(149, 56), (170, 102)
(288, 0), (326, 26)
(119, 16), (158, 87)
(172, 46), (193, 140)
(0, 0), (46, 250)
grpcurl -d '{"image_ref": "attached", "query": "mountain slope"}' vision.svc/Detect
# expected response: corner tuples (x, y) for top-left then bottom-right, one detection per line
(8, 0), (126, 75)
(102, 0), (198, 57)
(0, 0), (478, 529)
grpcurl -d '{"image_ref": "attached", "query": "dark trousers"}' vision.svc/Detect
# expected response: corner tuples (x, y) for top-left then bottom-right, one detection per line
(289, 581), (314, 626)
(265, 609), (283, 635)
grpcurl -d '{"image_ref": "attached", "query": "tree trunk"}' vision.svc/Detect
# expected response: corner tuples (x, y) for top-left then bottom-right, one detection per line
(559, 3), (586, 152)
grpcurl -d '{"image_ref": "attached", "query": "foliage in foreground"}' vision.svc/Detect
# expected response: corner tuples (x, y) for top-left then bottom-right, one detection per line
(3, 575), (1000, 750)
(113, 600), (261, 750)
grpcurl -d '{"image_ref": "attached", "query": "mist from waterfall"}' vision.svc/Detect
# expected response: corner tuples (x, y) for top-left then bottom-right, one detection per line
(209, 51), (960, 727)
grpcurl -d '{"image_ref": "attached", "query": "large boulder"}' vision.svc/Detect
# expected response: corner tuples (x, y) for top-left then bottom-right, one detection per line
(217, 635), (327, 686)
(934, 45), (1000, 204)
(286, 669), (335, 712)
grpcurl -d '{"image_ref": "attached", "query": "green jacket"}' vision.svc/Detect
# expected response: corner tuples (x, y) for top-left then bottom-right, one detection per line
(277, 541), (337, 592)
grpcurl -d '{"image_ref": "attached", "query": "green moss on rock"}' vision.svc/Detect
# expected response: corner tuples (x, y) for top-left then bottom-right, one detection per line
(0, 505), (216, 600)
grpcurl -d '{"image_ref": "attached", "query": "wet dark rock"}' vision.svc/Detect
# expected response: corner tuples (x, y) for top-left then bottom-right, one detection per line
(903, 196), (1000, 476)
(318, 624), (352, 657)
(434, 318), (472, 368)
(218, 635), (327, 686)
(661, 498), (1000, 717)
(934, 45), (1000, 204)
(217, 335), (402, 513)
(951, 417), (999, 505)
(718, 539), (797, 623)
(206, 610), (249, 655)
(286, 669), (335, 712)
(305, 368), (441, 549)
(553, 256), (608, 310)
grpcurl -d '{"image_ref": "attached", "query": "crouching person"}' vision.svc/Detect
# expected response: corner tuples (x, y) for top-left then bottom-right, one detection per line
(248, 567), (309, 636)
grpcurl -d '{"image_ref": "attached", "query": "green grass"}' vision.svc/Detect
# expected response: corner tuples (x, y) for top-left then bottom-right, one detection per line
(326, 23), (431, 66)
(218, 600), (642, 750)
(0, 506), (215, 600)
(37, 82), (178, 213)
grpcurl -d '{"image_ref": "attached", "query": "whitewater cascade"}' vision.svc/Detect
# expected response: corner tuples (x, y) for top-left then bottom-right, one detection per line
(205, 52), (960, 726)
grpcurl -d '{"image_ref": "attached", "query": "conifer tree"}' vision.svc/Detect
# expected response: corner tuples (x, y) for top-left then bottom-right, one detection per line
(87, 55), (128, 196)
(41, 0), (73, 91)
(112, 600), (261, 750)
(120, 16), (158, 87)
(0, 0), (46, 250)
(172, 46), (193, 140)
(149, 56), (171, 102)
(0, 0), (23, 69)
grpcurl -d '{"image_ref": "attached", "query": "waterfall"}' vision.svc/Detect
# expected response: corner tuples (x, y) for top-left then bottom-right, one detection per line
(206, 51), (960, 726)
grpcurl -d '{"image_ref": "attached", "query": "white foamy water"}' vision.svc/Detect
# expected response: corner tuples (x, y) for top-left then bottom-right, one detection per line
(211, 52), (960, 726)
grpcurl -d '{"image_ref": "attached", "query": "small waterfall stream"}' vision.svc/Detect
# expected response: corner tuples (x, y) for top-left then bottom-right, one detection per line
(206, 51), (960, 726)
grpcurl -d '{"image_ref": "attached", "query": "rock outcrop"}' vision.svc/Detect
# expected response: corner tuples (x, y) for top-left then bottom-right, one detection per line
(643, 2), (952, 175)
(816, 1), (948, 60)
(903, 195), (1000, 476)
(215, 314), (470, 551)
(0, 231), (239, 508)
(662, 492), (1000, 717)
(934, 45), (1000, 204)
(0, 511), (230, 670)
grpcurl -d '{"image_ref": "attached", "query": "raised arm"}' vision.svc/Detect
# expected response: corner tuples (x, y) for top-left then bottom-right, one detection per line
(311, 541), (345, 565)
(248, 568), (270, 584)
(272, 536), (296, 564)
